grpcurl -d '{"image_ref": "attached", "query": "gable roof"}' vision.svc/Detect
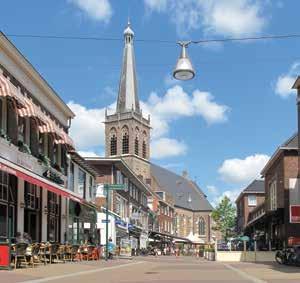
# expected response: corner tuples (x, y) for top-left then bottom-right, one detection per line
(235, 179), (265, 203)
(261, 133), (298, 175)
(150, 163), (213, 211)
(244, 179), (265, 193)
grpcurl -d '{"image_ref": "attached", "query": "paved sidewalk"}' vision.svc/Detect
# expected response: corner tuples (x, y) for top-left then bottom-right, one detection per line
(2, 256), (300, 282)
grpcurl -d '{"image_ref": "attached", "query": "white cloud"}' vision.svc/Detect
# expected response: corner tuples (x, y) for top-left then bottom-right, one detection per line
(144, 0), (168, 12)
(143, 85), (229, 138)
(68, 85), (228, 159)
(144, 0), (267, 37)
(218, 154), (270, 184)
(207, 185), (219, 196)
(69, 0), (112, 23)
(275, 62), (300, 98)
(78, 151), (100, 157)
(67, 101), (115, 150)
(151, 138), (187, 159)
(212, 189), (241, 207)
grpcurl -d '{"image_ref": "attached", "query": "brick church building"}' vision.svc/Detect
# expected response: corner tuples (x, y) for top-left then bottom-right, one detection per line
(100, 21), (213, 244)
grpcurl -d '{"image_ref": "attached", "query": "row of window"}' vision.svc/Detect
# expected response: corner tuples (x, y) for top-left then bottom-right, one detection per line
(68, 162), (94, 200)
(159, 205), (174, 218)
(176, 215), (206, 236)
(110, 134), (147, 158)
(0, 97), (67, 173)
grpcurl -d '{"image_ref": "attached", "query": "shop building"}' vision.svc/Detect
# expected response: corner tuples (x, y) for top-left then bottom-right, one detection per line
(245, 133), (300, 249)
(86, 158), (153, 250)
(235, 180), (265, 235)
(0, 32), (85, 243)
(67, 151), (98, 244)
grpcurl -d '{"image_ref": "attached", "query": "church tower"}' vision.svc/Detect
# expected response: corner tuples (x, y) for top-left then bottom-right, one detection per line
(105, 21), (151, 180)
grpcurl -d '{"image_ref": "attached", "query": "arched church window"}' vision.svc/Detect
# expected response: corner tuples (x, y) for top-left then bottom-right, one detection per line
(142, 140), (147, 159)
(135, 137), (139, 156)
(122, 133), (129, 154)
(110, 134), (117, 156)
(198, 217), (206, 236)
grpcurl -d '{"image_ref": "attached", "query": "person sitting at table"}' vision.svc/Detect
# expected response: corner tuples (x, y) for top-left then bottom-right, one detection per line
(23, 233), (32, 244)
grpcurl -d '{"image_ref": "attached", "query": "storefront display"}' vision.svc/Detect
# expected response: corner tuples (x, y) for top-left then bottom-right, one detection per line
(119, 238), (132, 258)
(68, 200), (97, 244)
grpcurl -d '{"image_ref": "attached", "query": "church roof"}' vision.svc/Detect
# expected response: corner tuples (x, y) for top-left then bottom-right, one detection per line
(116, 22), (140, 114)
(151, 164), (213, 211)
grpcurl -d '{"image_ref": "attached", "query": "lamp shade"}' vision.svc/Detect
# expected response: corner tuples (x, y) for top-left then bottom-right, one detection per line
(173, 42), (195, 81)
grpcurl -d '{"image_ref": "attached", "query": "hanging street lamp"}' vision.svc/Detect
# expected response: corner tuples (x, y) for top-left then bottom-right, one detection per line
(173, 41), (195, 81)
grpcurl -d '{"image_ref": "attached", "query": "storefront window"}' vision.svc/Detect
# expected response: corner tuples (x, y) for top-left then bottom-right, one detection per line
(24, 183), (41, 242)
(68, 200), (97, 245)
(0, 171), (8, 201)
(0, 203), (7, 238)
(78, 168), (86, 198)
(47, 191), (60, 242)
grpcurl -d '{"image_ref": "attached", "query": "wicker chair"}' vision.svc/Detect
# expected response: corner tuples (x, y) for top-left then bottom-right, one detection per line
(46, 243), (60, 264)
(81, 245), (96, 261)
(57, 245), (66, 262)
(30, 243), (43, 267)
(12, 243), (29, 269)
(65, 245), (80, 261)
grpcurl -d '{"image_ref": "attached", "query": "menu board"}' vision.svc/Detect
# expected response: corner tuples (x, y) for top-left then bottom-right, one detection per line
(120, 238), (132, 258)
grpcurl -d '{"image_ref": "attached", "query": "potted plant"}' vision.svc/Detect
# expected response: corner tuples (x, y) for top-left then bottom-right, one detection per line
(204, 248), (215, 261)
(17, 140), (31, 154)
(199, 246), (204, 257)
(0, 129), (11, 144)
(38, 153), (50, 168)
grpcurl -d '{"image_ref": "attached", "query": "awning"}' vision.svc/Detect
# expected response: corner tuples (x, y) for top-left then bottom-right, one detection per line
(0, 74), (26, 108)
(17, 95), (47, 126)
(0, 157), (83, 202)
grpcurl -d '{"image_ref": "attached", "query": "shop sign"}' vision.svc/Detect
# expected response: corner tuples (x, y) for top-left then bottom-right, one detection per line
(290, 205), (300, 223)
(116, 219), (127, 228)
(101, 219), (110, 223)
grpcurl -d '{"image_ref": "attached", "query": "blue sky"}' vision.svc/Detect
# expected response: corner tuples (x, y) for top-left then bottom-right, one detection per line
(1, 0), (300, 205)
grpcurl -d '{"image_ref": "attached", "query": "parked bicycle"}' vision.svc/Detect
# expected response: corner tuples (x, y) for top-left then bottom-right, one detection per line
(275, 245), (300, 265)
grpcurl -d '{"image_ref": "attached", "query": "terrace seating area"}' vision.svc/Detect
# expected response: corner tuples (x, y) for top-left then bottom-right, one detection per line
(11, 242), (101, 269)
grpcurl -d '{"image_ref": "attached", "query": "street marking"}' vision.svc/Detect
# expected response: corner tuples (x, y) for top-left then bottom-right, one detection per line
(223, 263), (267, 283)
(20, 261), (145, 283)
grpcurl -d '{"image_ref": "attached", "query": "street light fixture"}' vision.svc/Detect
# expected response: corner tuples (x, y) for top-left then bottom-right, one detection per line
(173, 41), (195, 81)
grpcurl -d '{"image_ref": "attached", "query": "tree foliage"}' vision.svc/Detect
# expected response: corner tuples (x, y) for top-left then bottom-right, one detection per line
(211, 196), (236, 240)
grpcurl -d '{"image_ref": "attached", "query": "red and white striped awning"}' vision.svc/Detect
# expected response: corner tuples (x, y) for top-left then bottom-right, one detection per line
(0, 72), (75, 149)
(53, 125), (75, 149)
(17, 96), (48, 126)
(0, 74), (26, 108)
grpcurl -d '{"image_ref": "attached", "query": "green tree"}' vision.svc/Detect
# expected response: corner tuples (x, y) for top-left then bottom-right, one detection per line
(211, 196), (236, 241)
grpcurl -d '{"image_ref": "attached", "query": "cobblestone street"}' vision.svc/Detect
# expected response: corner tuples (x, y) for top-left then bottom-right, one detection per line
(2, 257), (300, 283)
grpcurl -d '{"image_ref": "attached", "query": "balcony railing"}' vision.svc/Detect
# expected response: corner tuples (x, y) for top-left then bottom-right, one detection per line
(0, 135), (67, 186)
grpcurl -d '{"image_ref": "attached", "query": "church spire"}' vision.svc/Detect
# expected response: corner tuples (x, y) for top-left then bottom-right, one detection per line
(116, 21), (140, 114)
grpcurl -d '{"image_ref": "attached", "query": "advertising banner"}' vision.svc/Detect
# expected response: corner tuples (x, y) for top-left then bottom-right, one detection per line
(289, 179), (300, 223)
